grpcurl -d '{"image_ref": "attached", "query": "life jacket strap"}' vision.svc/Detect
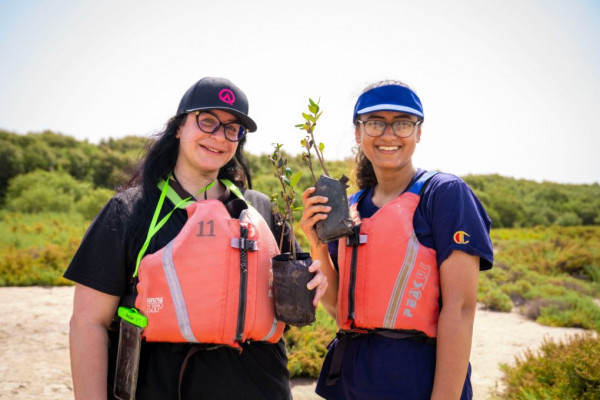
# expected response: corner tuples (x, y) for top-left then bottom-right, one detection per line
(178, 344), (225, 400)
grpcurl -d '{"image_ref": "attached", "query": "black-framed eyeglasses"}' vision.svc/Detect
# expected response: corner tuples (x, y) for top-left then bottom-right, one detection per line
(356, 119), (422, 138)
(195, 111), (247, 142)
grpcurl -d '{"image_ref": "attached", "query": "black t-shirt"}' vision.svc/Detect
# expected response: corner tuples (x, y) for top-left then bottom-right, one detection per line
(64, 182), (292, 400)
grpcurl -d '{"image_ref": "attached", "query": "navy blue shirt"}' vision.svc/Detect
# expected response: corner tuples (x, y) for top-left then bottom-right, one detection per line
(317, 169), (493, 400)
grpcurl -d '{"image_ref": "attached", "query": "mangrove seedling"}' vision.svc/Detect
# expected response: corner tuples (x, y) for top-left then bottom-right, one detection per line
(296, 98), (353, 243)
(267, 143), (303, 260)
(297, 98), (328, 184)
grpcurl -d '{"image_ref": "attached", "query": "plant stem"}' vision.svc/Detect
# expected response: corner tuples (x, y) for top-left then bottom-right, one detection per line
(278, 214), (285, 252)
(304, 144), (317, 184)
(309, 125), (329, 176)
(286, 204), (296, 260)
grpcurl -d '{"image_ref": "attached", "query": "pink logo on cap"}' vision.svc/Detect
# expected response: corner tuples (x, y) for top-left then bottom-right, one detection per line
(218, 89), (235, 105)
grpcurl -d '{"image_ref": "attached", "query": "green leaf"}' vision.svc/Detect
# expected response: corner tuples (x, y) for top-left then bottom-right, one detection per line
(292, 206), (304, 212)
(283, 176), (291, 186)
(295, 124), (304, 128)
(302, 112), (312, 121)
(308, 105), (317, 114)
(309, 98), (317, 108)
(290, 171), (302, 188)
(319, 142), (325, 152)
(300, 139), (306, 147)
(285, 167), (293, 178)
(277, 158), (283, 168)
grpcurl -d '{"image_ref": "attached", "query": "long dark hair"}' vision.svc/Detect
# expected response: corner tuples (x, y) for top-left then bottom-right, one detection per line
(123, 112), (253, 258)
(353, 80), (415, 190)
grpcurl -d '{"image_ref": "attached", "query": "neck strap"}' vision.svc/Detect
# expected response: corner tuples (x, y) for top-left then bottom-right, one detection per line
(133, 176), (245, 278)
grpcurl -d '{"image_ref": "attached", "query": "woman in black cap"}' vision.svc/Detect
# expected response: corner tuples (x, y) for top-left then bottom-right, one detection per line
(300, 80), (493, 399)
(65, 77), (327, 400)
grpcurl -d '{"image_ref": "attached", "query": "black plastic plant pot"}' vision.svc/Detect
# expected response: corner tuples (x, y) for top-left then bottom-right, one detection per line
(312, 174), (353, 243)
(272, 252), (316, 327)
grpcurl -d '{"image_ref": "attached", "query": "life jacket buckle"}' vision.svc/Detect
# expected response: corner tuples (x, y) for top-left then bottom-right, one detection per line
(230, 238), (258, 251)
(346, 224), (367, 246)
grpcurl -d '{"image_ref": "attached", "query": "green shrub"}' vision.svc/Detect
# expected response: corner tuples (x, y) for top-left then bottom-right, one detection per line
(0, 211), (86, 286)
(479, 226), (600, 331)
(535, 295), (600, 331)
(556, 212), (583, 227)
(5, 170), (113, 219)
(495, 334), (600, 399)
(0, 243), (75, 286)
(284, 306), (337, 378)
(74, 187), (114, 220)
(479, 288), (513, 312)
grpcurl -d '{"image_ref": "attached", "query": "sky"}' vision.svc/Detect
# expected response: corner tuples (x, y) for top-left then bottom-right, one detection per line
(1, 0), (599, 184)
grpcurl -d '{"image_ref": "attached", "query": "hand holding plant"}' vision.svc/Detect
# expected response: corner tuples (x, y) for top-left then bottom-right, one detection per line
(297, 98), (353, 243)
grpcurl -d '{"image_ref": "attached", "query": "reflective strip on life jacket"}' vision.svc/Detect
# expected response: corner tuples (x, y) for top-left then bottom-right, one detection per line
(337, 172), (440, 337)
(134, 179), (285, 347)
(162, 240), (198, 343)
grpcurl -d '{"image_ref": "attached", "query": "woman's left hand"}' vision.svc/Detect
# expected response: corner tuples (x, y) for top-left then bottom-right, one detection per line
(306, 259), (328, 307)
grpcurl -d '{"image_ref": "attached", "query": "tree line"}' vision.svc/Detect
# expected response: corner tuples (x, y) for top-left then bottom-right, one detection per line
(1, 129), (599, 228)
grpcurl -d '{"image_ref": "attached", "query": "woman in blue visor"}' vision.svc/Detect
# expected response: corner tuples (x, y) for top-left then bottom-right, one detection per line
(301, 80), (493, 400)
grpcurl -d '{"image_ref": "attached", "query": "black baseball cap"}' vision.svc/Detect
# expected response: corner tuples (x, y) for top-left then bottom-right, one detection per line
(176, 77), (257, 132)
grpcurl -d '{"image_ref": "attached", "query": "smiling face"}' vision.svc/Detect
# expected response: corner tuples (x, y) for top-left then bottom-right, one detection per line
(355, 111), (421, 175)
(175, 109), (239, 179)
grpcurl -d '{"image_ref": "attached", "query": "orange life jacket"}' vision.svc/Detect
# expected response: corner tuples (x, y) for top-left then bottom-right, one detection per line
(134, 179), (285, 348)
(337, 171), (440, 338)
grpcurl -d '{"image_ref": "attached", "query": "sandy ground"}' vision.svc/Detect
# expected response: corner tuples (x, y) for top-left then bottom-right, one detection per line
(0, 287), (592, 400)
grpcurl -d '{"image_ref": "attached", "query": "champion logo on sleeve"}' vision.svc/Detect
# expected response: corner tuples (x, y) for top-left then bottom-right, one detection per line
(453, 231), (470, 244)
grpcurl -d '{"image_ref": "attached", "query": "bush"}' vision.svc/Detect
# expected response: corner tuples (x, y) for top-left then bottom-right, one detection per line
(479, 288), (513, 312)
(495, 334), (600, 399)
(284, 306), (337, 378)
(74, 187), (114, 220)
(5, 170), (113, 219)
(556, 212), (583, 227)
(535, 295), (600, 331)
(479, 226), (600, 331)
(0, 211), (86, 286)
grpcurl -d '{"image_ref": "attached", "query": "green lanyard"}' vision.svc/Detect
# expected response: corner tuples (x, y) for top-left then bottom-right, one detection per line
(132, 176), (245, 278)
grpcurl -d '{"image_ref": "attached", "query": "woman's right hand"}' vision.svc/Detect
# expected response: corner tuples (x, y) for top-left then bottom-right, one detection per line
(300, 187), (331, 250)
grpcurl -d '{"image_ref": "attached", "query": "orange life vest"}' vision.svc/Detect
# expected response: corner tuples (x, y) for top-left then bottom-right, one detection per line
(337, 171), (440, 338)
(134, 179), (285, 348)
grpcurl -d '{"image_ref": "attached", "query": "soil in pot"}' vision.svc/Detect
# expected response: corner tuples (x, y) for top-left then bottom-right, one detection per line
(272, 252), (316, 327)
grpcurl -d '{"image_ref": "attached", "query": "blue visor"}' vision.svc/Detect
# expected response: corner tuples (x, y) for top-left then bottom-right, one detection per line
(353, 85), (424, 121)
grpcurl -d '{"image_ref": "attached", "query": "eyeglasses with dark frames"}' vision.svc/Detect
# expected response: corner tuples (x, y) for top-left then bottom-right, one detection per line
(356, 119), (422, 138)
(195, 111), (247, 142)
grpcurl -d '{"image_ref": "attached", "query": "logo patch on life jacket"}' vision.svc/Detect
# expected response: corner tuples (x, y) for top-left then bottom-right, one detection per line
(453, 231), (470, 244)
(147, 297), (164, 313)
